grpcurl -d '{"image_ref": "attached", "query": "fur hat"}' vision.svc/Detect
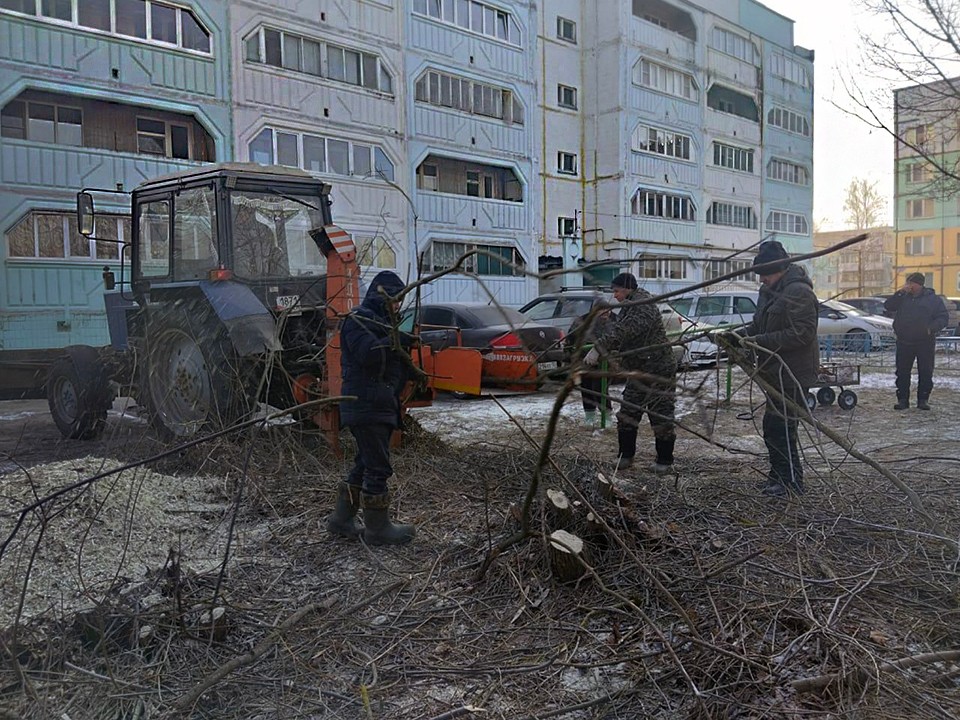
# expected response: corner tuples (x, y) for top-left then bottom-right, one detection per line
(611, 272), (638, 290)
(906, 272), (925, 286)
(752, 241), (790, 275)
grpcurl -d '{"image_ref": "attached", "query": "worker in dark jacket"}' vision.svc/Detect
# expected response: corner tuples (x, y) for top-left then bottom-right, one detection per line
(585, 273), (677, 473)
(567, 307), (616, 426)
(884, 272), (948, 410)
(724, 241), (819, 497)
(326, 270), (415, 545)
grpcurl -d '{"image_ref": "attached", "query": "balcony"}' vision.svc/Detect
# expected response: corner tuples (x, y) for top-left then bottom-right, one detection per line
(630, 0), (696, 63)
(706, 49), (759, 90)
(415, 155), (525, 231)
(417, 192), (526, 232)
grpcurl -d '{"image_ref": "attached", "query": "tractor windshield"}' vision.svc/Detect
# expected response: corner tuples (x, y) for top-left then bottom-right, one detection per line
(230, 190), (328, 280)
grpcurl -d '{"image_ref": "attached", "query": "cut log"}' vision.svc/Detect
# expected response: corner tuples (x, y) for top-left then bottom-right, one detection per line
(546, 488), (573, 528)
(595, 472), (615, 501)
(549, 530), (588, 584)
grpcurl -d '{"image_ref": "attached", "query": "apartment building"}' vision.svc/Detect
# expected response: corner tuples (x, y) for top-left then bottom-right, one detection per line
(810, 226), (895, 300)
(893, 77), (960, 294)
(0, 0), (231, 350)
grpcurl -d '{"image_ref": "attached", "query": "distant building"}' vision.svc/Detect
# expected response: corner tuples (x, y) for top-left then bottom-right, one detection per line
(893, 77), (960, 294)
(811, 226), (895, 300)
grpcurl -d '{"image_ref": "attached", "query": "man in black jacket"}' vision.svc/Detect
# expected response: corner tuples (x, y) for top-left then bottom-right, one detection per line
(884, 273), (948, 410)
(723, 241), (819, 497)
(326, 270), (415, 545)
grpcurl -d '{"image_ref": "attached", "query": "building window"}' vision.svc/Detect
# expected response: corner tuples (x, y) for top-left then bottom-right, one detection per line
(5, 211), (128, 260)
(771, 52), (809, 87)
(412, 0), (522, 46)
(557, 84), (577, 109)
(906, 162), (930, 184)
(767, 158), (809, 185)
(414, 70), (522, 124)
(904, 235), (933, 256)
(767, 106), (810, 136)
(327, 43), (393, 93)
(706, 201), (756, 229)
(711, 27), (758, 64)
(765, 210), (808, 235)
(956, 270), (960, 291)
(557, 151), (577, 175)
(557, 16), (576, 43)
(418, 163), (438, 191)
(632, 125), (692, 160)
(905, 198), (935, 219)
(137, 117), (191, 159)
(429, 240), (524, 276)
(637, 256), (687, 280)
(558, 216), (577, 236)
(713, 142), (753, 173)
(0, 100), (82, 146)
(904, 124), (933, 151)
(356, 236), (397, 269)
(0, 0), (212, 53)
(631, 188), (695, 221)
(248, 128), (395, 181)
(704, 258), (752, 281)
(635, 58), (697, 101)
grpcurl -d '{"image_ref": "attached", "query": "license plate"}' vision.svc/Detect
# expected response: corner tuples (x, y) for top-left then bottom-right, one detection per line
(276, 295), (301, 311)
(537, 361), (558, 372)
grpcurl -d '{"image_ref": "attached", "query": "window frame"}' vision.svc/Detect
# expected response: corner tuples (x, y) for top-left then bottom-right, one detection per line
(557, 84), (577, 110)
(412, 0), (522, 47)
(556, 15), (576, 43)
(767, 105), (810, 137)
(631, 188), (696, 222)
(248, 126), (396, 181)
(713, 142), (754, 173)
(428, 239), (524, 276)
(636, 58), (698, 101)
(904, 235), (933, 256)
(637, 256), (688, 280)
(632, 125), (693, 161)
(905, 198), (935, 219)
(414, 69), (522, 125)
(770, 52), (809, 88)
(766, 158), (809, 185)
(2, 99), (83, 146)
(557, 151), (577, 175)
(765, 210), (809, 235)
(706, 201), (757, 229)
(5, 210), (130, 261)
(557, 216), (577, 237)
(136, 115), (192, 160)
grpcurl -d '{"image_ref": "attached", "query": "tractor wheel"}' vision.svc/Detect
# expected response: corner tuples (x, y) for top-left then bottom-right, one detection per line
(816, 387), (836, 406)
(47, 347), (111, 440)
(141, 311), (247, 440)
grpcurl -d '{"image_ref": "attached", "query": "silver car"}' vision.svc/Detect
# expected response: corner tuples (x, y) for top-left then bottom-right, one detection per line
(818, 300), (895, 350)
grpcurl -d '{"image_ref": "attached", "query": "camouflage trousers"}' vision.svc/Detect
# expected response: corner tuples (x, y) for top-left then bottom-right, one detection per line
(616, 376), (676, 442)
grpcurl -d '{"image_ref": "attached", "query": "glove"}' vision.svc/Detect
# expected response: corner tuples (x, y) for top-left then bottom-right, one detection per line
(584, 347), (600, 366)
(716, 331), (743, 349)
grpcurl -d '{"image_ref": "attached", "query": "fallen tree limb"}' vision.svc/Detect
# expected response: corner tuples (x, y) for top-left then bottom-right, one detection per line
(791, 649), (960, 693)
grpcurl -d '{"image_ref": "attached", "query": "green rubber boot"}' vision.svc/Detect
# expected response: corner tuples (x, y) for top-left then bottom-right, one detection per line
(361, 492), (416, 546)
(326, 483), (362, 539)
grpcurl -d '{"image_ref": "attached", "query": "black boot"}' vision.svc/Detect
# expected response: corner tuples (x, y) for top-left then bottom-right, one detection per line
(917, 396), (930, 410)
(326, 483), (362, 539)
(616, 425), (638, 469)
(361, 492), (416, 546)
(894, 397), (909, 410)
(652, 438), (675, 474)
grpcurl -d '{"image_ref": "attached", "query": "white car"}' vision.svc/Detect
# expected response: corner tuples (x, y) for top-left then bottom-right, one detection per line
(818, 300), (895, 350)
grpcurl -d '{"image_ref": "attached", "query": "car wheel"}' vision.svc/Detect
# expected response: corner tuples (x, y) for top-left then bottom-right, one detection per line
(837, 390), (858, 410)
(816, 387), (836, 406)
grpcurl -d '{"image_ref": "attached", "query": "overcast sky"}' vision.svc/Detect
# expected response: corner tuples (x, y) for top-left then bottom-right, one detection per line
(759, 0), (894, 231)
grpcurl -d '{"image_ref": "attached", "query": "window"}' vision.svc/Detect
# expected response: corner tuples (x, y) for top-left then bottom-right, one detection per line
(327, 43), (392, 92)
(248, 128), (395, 180)
(632, 125), (692, 160)
(1, 100), (82, 145)
(713, 142), (753, 173)
(637, 257), (687, 280)
(767, 158), (809, 185)
(429, 240), (524, 276)
(636, 58), (697, 101)
(0, 0), (213, 53)
(771, 52), (809, 87)
(711, 27), (758, 64)
(905, 198), (934, 219)
(557, 84), (577, 109)
(905, 124), (934, 150)
(418, 164), (438, 191)
(138, 199), (171, 277)
(557, 151), (577, 175)
(5, 211), (129, 260)
(631, 189), (696, 221)
(412, 0), (522, 46)
(136, 117), (190, 159)
(767, 106), (810, 136)
(704, 259), (753, 282)
(173, 185), (218, 280)
(956, 271), (960, 292)
(906, 163), (930, 184)
(558, 216), (577, 236)
(904, 235), (933, 256)
(356, 236), (397, 269)
(557, 16), (576, 43)
(414, 70), (522, 124)
(706, 202), (756, 229)
(765, 211), (808, 235)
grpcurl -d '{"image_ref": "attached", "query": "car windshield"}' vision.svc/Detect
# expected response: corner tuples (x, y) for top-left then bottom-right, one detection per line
(230, 190), (327, 279)
(824, 300), (866, 316)
(469, 306), (528, 326)
(668, 298), (693, 316)
(521, 299), (559, 321)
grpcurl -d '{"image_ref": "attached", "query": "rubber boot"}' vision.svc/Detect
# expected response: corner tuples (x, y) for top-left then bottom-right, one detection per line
(894, 395), (908, 410)
(652, 438), (675, 474)
(917, 396), (931, 411)
(361, 492), (416, 546)
(326, 483), (362, 539)
(616, 425), (638, 470)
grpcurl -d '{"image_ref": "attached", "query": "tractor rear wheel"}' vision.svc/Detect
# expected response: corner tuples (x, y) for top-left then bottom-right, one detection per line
(141, 310), (247, 440)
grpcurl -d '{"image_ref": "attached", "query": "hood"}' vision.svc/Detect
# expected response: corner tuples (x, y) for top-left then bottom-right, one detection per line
(919, 287), (937, 298)
(775, 263), (813, 290)
(363, 271), (406, 312)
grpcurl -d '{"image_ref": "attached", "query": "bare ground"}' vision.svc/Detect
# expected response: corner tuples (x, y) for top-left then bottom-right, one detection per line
(0, 361), (959, 719)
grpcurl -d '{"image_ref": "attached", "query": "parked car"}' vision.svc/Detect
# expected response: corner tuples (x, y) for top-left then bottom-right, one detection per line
(945, 298), (960, 335)
(818, 300), (895, 350)
(667, 289), (759, 330)
(840, 296), (891, 318)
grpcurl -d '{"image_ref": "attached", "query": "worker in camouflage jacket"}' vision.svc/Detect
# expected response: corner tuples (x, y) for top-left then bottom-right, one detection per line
(585, 273), (677, 473)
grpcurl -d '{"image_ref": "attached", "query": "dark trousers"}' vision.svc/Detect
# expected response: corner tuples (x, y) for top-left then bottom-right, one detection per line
(581, 374), (613, 412)
(346, 423), (394, 496)
(762, 382), (806, 490)
(895, 340), (935, 401)
(617, 377), (676, 442)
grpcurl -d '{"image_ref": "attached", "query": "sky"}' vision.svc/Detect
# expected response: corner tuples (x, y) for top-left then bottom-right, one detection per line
(758, 0), (894, 231)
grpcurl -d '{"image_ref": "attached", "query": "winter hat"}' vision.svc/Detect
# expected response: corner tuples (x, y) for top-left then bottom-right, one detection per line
(906, 272), (925, 286)
(611, 272), (638, 290)
(752, 241), (790, 275)
(365, 270), (406, 302)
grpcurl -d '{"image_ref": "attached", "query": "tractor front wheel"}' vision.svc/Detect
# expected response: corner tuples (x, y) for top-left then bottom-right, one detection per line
(47, 348), (111, 440)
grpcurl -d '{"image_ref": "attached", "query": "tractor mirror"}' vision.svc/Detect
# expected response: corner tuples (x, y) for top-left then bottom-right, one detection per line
(77, 192), (95, 236)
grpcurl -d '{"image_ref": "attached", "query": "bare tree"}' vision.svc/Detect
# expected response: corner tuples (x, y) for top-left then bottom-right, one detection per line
(844, 0), (960, 194)
(842, 178), (886, 229)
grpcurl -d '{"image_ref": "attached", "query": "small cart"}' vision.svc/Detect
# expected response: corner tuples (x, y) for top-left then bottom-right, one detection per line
(807, 361), (860, 411)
